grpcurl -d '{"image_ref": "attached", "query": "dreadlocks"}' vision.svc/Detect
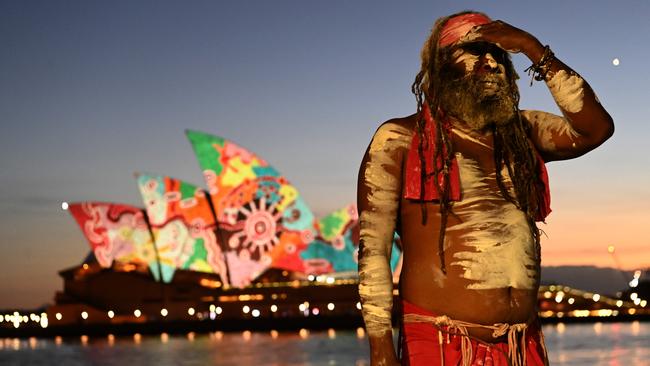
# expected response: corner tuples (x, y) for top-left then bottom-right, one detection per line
(411, 11), (543, 274)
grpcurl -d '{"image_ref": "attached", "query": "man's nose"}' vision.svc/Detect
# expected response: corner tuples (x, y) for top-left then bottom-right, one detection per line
(481, 53), (499, 71)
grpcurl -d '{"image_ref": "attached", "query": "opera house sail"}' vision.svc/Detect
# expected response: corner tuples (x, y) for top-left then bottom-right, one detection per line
(48, 131), (402, 329)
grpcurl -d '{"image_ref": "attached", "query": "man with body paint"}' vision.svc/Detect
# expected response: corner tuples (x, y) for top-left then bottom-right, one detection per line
(357, 11), (614, 366)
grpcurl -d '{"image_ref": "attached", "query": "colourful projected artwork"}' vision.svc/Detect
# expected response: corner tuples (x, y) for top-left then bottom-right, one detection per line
(67, 202), (157, 270)
(186, 130), (317, 286)
(303, 204), (402, 275)
(136, 173), (229, 284)
(67, 133), (402, 287)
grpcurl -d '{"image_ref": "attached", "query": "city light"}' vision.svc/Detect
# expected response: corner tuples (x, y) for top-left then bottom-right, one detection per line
(356, 302), (362, 310)
(160, 308), (168, 317)
(299, 301), (310, 312)
(597, 309), (613, 317)
(356, 327), (366, 338)
(242, 305), (250, 314)
(568, 298), (575, 305)
(630, 271), (642, 288)
(251, 309), (261, 317)
(55, 312), (62, 320)
(592, 294), (601, 302)
(81, 335), (88, 345)
(188, 307), (195, 316)
(215, 306), (222, 315)
(61, 202), (69, 210)
(81, 311), (89, 320)
(107, 310), (114, 319)
(327, 303), (335, 311)
(134, 309), (141, 318)
(270, 330), (279, 339)
(616, 300), (623, 307)
(270, 305), (278, 313)
(242, 330), (252, 341)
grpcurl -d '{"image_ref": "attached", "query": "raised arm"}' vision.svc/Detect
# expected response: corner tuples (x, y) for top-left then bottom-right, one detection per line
(473, 21), (614, 162)
(357, 120), (411, 366)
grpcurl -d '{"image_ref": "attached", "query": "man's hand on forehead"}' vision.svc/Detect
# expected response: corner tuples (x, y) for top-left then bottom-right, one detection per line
(460, 20), (537, 55)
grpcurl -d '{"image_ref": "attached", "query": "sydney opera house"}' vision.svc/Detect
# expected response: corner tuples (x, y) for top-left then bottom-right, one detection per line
(44, 130), (402, 333)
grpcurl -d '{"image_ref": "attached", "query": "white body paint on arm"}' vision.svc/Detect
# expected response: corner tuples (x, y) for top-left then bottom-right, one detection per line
(546, 70), (585, 113)
(358, 122), (411, 337)
(521, 110), (581, 152)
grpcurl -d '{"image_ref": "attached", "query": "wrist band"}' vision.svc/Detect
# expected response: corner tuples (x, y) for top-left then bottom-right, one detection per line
(524, 45), (555, 86)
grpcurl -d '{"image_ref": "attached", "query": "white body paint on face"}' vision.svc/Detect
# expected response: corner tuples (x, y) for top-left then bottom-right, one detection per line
(452, 49), (479, 73)
(447, 154), (538, 290)
(546, 70), (585, 113)
(358, 123), (411, 337)
(522, 110), (580, 151)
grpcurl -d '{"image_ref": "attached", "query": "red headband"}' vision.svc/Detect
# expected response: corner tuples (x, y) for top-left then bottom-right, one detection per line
(438, 13), (491, 47)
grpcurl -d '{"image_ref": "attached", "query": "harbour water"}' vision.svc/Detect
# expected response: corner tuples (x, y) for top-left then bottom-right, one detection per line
(1, 322), (648, 365)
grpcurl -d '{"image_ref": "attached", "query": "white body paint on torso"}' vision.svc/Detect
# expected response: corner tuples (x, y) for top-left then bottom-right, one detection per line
(546, 70), (585, 113)
(447, 153), (538, 290)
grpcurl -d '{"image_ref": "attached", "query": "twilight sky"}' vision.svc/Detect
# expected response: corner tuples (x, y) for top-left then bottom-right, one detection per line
(1, 0), (649, 308)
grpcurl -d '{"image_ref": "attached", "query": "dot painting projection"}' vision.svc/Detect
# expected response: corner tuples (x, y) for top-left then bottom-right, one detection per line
(302, 204), (401, 275)
(135, 174), (229, 284)
(186, 130), (317, 287)
(186, 131), (402, 283)
(67, 131), (402, 286)
(67, 202), (157, 271)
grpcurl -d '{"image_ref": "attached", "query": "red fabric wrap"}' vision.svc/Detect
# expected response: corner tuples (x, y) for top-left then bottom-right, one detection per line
(403, 104), (552, 221)
(535, 154), (552, 221)
(404, 103), (461, 202)
(438, 13), (492, 47)
(401, 300), (548, 366)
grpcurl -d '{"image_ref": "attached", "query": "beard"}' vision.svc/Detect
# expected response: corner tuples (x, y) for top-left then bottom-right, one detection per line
(438, 72), (518, 131)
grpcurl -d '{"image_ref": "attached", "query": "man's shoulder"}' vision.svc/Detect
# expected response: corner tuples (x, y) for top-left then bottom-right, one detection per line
(377, 113), (418, 133)
(371, 113), (418, 144)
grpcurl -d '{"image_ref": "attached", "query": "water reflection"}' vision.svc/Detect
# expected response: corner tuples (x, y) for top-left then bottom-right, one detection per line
(0, 323), (647, 365)
(543, 322), (650, 366)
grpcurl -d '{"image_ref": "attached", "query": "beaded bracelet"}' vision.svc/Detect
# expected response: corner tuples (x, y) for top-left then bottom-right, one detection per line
(524, 45), (555, 85)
